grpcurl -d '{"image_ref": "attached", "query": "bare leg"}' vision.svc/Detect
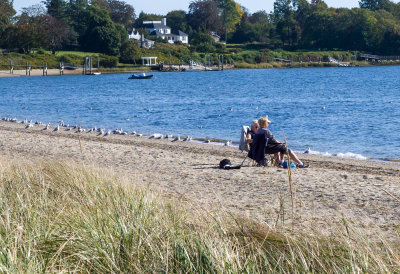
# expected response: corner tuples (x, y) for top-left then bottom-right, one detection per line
(288, 150), (302, 165)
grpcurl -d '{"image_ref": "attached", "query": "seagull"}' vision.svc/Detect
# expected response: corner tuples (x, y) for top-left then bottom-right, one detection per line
(59, 120), (64, 126)
(43, 123), (50, 130)
(149, 133), (163, 139)
(98, 128), (105, 136)
(182, 136), (192, 142)
(25, 123), (34, 129)
(304, 147), (311, 154)
(167, 134), (173, 139)
(131, 131), (137, 136)
(53, 125), (59, 131)
(322, 106), (326, 110)
(204, 139), (211, 143)
(104, 130), (111, 136)
(113, 128), (122, 135)
(225, 140), (232, 146)
(172, 136), (181, 142)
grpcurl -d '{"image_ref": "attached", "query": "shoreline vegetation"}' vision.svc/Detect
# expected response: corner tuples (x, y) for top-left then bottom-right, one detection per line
(1, 120), (400, 272)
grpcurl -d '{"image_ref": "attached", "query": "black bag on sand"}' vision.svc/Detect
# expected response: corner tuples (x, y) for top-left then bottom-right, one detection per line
(219, 159), (241, 170)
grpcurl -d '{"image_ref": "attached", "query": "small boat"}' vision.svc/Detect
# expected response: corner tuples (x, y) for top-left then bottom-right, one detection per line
(129, 72), (153, 79)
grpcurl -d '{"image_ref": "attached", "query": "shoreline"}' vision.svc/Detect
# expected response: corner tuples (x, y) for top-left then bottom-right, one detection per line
(1, 61), (400, 78)
(1, 116), (399, 163)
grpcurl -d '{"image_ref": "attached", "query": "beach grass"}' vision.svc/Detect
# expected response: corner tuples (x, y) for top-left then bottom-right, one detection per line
(0, 158), (399, 273)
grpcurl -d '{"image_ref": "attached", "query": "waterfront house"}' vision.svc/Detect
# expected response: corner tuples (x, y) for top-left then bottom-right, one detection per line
(142, 18), (188, 44)
(128, 28), (155, 48)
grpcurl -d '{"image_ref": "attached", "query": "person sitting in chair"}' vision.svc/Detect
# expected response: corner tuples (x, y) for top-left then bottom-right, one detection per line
(246, 120), (259, 145)
(246, 119), (280, 166)
(250, 116), (309, 168)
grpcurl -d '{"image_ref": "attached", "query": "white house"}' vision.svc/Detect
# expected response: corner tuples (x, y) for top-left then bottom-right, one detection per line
(128, 28), (155, 48)
(142, 18), (188, 44)
(128, 28), (141, 40)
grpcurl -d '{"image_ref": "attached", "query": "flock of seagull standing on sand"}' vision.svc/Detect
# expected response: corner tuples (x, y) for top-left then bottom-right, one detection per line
(1, 117), (233, 146)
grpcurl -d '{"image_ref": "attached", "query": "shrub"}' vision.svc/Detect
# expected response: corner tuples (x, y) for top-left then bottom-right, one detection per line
(99, 54), (118, 67)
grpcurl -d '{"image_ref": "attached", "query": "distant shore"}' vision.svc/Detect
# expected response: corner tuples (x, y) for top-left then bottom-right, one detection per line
(1, 61), (399, 78)
(1, 120), (399, 241)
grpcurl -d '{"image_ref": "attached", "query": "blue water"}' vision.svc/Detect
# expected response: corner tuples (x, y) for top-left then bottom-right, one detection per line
(1, 66), (400, 160)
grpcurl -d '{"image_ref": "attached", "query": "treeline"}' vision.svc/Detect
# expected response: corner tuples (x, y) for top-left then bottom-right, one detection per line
(1, 0), (400, 61)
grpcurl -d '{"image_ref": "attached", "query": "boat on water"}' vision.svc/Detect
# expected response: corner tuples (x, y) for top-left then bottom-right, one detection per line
(129, 72), (153, 79)
(182, 60), (220, 72)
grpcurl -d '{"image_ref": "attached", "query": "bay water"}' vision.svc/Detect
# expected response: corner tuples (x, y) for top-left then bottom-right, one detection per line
(1, 66), (399, 160)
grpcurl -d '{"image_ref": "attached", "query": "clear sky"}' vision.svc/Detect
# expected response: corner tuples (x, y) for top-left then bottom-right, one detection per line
(12, 0), (360, 14)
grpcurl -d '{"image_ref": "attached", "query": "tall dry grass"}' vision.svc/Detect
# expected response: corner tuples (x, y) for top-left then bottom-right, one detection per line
(0, 158), (399, 273)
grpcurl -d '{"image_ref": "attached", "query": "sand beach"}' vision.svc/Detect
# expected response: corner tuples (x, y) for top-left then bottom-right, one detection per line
(0, 68), (84, 77)
(0, 120), (399, 241)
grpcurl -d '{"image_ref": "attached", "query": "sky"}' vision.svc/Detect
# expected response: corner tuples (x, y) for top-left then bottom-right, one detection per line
(12, 0), (360, 14)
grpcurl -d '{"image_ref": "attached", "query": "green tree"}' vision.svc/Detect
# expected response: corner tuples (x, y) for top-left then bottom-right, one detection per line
(8, 5), (48, 52)
(43, 0), (68, 22)
(273, 0), (297, 46)
(79, 5), (122, 55)
(119, 40), (141, 63)
(359, 0), (391, 11)
(188, 0), (220, 32)
(91, 0), (135, 28)
(166, 10), (187, 32)
(231, 11), (273, 43)
(190, 31), (216, 52)
(299, 1), (334, 49)
(213, 0), (243, 42)
(0, 0), (15, 37)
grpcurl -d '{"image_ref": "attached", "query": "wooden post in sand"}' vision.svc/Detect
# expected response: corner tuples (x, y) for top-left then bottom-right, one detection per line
(59, 62), (64, 75)
(82, 57), (86, 75)
(89, 57), (92, 75)
(43, 63), (48, 76)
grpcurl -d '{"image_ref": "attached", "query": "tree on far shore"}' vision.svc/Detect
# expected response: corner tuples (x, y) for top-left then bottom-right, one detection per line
(0, 0), (15, 40)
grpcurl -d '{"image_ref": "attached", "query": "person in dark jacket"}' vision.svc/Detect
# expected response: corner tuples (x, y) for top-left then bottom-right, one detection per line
(251, 116), (309, 168)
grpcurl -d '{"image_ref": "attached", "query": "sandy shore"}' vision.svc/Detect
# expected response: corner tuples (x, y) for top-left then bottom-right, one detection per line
(0, 68), (83, 77)
(1, 120), (399, 240)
